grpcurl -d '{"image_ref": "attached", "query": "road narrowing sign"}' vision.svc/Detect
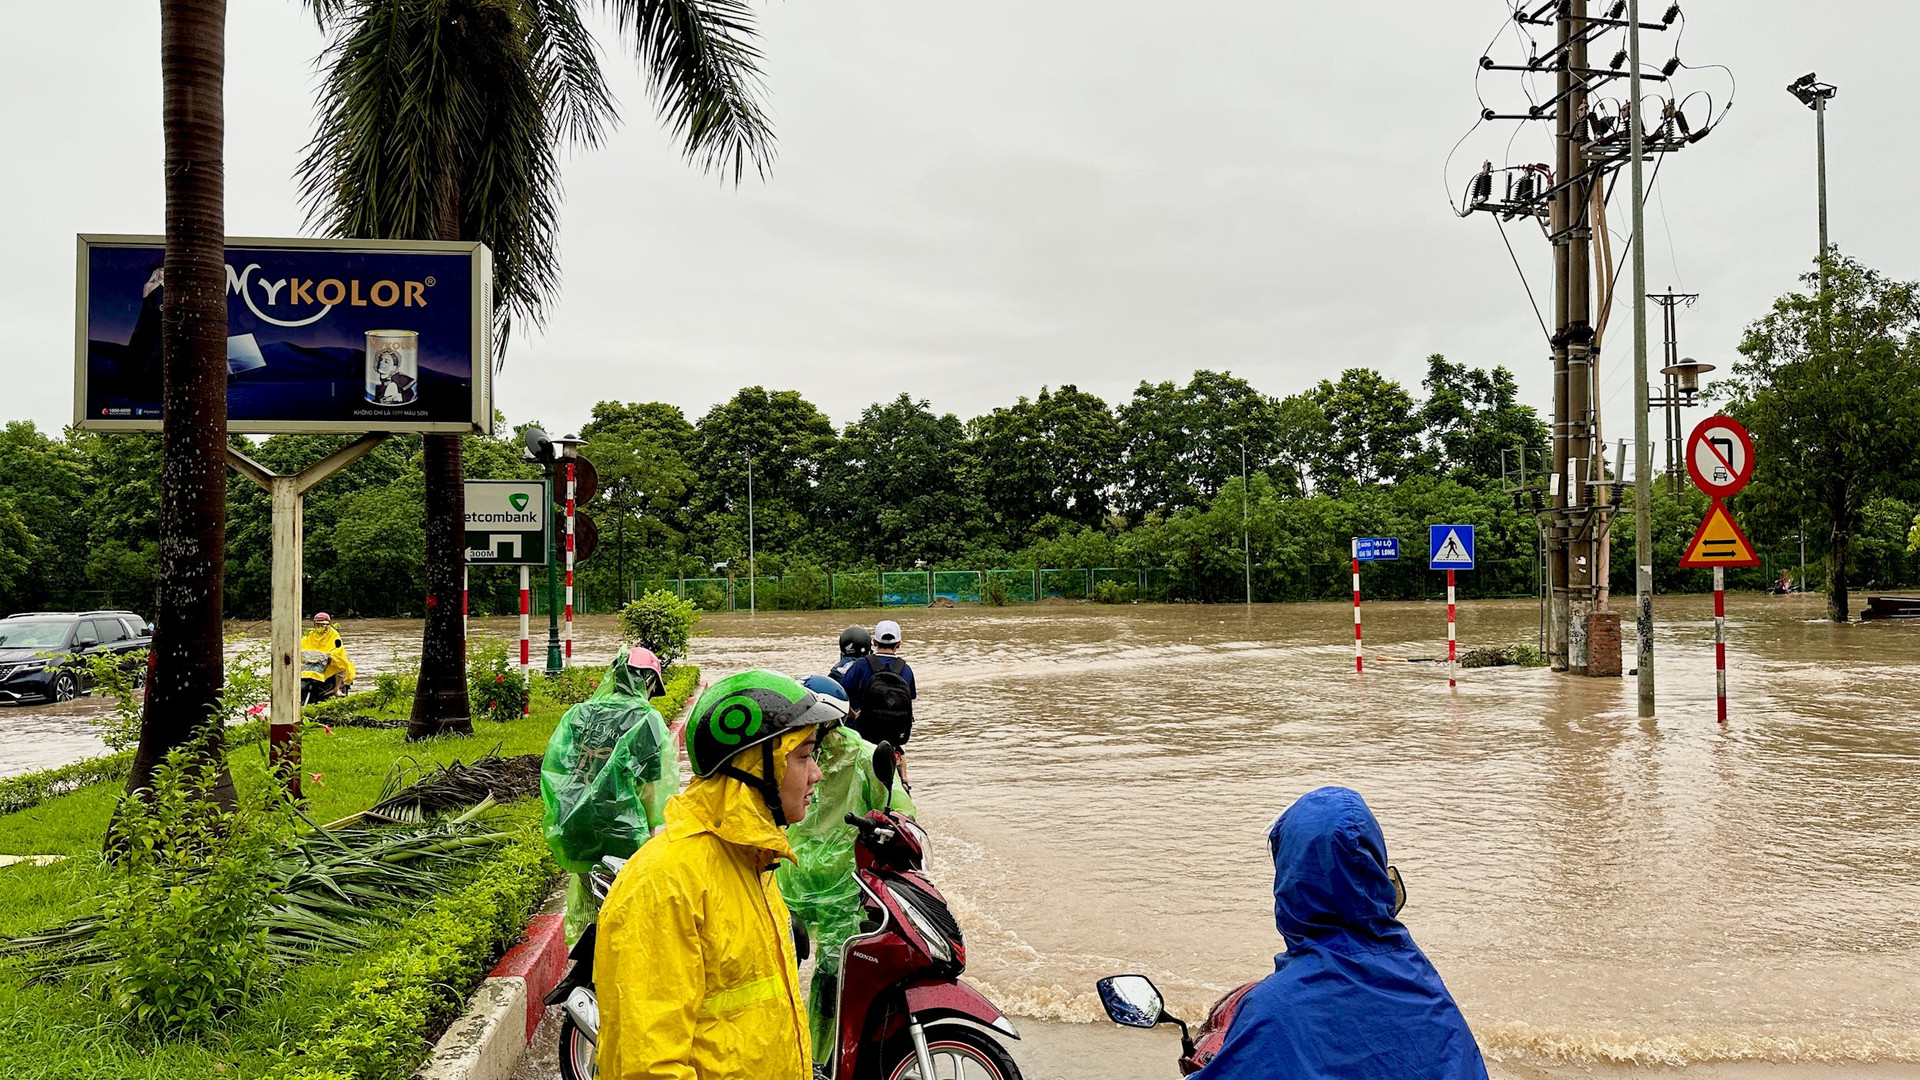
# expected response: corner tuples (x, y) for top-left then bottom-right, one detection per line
(1686, 416), (1754, 498)
(1428, 525), (1476, 570)
(1680, 501), (1760, 568)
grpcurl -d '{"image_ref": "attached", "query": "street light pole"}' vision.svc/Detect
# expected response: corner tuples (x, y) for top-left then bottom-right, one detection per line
(745, 455), (756, 615)
(1629, 0), (1655, 716)
(1815, 94), (1829, 296)
(1241, 443), (1252, 607)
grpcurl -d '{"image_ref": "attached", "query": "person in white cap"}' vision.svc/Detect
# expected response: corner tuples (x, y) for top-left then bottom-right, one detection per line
(842, 619), (917, 749)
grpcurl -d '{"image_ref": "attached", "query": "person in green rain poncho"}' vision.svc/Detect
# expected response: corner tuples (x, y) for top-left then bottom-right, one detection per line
(540, 647), (682, 942)
(777, 674), (916, 1062)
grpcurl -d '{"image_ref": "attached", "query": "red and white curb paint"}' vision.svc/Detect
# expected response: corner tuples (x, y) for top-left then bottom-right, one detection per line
(417, 913), (567, 1080)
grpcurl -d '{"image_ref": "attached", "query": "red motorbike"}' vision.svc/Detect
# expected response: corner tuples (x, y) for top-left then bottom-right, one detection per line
(822, 744), (1024, 1080)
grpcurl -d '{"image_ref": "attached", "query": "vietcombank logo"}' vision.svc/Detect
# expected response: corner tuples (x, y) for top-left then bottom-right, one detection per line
(468, 492), (540, 525)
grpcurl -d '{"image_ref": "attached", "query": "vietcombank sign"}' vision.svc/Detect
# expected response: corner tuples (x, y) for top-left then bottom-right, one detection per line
(74, 235), (493, 434)
(465, 480), (548, 566)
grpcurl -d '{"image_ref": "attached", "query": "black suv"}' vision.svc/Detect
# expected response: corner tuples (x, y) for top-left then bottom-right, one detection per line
(0, 611), (152, 704)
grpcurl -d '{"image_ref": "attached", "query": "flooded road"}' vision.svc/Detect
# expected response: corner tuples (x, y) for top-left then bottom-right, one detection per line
(8, 596), (1920, 1073)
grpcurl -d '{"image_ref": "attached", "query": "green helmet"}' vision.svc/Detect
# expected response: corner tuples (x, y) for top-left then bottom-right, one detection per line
(686, 670), (835, 826)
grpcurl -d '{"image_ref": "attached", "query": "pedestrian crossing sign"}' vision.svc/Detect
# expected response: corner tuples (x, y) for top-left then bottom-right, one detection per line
(1429, 525), (1475, 570)
(1680, 500), (1760, 568)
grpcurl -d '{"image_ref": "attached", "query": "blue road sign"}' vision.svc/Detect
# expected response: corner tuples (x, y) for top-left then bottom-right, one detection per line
(1429, 524), (1476, 570)
(1353, 537), (1400, 562)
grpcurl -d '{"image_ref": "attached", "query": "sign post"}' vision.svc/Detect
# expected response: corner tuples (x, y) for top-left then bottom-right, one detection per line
(1351, 538), (1401, 674)
(465, 478), (547, 694)
(1680, 416), (1758, 723)
(1429, 526), (1477, 689)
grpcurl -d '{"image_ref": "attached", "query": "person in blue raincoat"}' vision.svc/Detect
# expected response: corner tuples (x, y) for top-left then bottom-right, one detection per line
(1194, 786), (1488, 1080)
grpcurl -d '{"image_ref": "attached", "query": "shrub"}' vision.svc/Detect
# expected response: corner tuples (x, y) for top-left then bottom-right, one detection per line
(467, 638), (532, 724)
(99, 746), (287, 1036)
(0, 750), (136, 816)
(370, 659), (417, 712)
(537, 665), (603, 710)
(1090, 580), (1137, 604)
(652, 664), (702, 719)
(82, 647), (149, 752)
(617, 589), (701, 666)
(982, 575), (1012, 607)
(267, 826), (555, 1080)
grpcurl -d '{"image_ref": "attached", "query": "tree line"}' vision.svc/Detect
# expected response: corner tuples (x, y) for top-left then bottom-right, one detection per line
(11, 343), (1912, 622)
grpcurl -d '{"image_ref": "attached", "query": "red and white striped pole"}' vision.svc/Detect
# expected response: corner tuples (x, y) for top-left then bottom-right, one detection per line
(1447, 569), (1457, 689)
(517, 565), (531, 674)
(461, 565), (469, 651)
(564, 461), (576, 666)
(1352, 539), (1363, 675)
(1714, 566), (1726, 724)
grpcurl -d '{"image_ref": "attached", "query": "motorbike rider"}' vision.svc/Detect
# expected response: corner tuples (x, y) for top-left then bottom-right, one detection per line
(596, 670), (836, 1079)
(1191, 786), (1488, 1080)
(776, 674), (917, 1063)
(540, 647), (680, 943)
(839, 620), (916, 749)
(299, 612), (354, 699)
(829, 625), (870, 688)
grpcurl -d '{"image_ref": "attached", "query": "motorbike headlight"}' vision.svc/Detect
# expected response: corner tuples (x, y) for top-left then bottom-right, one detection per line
(887, 883), (953, 964)
(897, 817), (930, 858)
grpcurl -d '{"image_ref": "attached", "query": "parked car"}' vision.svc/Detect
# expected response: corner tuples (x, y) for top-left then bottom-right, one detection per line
(0, 611), (152, 704)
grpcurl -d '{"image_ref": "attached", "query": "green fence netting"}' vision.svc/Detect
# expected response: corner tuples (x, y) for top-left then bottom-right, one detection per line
(933, 570), (982, 603)
(832, 573), (881, 609)
(1039, 568), (1090, 599)
(880, 572), (931, 607)
(987, 570), (1038, 603)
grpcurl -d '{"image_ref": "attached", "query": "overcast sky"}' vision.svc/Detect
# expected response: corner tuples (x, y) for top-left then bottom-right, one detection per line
(4, 2), (1915, 451)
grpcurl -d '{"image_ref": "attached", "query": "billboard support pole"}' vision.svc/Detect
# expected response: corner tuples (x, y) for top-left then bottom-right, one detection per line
(226, 433), (388, 799)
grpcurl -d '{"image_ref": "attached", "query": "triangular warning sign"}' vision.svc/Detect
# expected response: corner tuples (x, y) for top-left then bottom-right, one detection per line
(1680, 500), (1760, 568)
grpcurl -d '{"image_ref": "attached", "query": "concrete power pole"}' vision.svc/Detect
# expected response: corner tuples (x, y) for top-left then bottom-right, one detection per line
(1456, 0), (1725, 679)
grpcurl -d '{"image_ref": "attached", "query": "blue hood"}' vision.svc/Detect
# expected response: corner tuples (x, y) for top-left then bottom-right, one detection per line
(1192, 787), (1488, 1080)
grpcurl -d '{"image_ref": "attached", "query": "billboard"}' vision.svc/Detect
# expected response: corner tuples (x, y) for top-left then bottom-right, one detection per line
(74, 235), (492, 434)
(465, 480), (549, 566)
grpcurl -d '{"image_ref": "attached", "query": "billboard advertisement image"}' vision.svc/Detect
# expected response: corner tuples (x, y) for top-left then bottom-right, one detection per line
(75, 235), (493, 434)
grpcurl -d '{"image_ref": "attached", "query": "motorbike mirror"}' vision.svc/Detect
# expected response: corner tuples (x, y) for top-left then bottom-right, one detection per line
(1096, 975), (1166, 1030)
(872, 742), (898, 791)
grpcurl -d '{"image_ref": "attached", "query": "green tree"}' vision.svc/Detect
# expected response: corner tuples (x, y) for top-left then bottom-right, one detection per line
(0, 422), (91, 611)
(1418, 355), (1548, 486)
(820, 395), (979, 564)
(968, 384), (1119, 538)
(688, 387), (836, 560)
(585, 425), (694, 593)
(300, 0), (775, 737)
(1723, 253), (1920, 621)
(1310, 368), (1423, 490)
(1116, 371), (1290, 521)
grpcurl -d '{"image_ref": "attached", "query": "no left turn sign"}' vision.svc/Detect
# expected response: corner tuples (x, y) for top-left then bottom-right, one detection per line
(1686, 416), (1754, 498)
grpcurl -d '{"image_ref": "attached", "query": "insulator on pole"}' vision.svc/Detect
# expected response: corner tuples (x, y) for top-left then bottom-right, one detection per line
(1470, 163), (1494, 204)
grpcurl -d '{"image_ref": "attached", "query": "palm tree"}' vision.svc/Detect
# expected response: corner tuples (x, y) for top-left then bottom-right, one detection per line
(126, 0), (238, 809)
(298, 0), (774, 739)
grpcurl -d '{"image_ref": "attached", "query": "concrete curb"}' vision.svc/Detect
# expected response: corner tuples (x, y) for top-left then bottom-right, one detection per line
(414, 911), (570, 1080)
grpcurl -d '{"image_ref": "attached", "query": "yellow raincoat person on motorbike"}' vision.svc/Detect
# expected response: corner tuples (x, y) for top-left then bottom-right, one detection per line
(595, 670), (838, 1080)
(299, 613), (354, 703)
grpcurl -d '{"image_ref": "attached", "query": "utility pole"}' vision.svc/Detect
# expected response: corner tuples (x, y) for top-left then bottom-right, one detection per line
(1628, 0), (1653, 716)
(1456, 0), (1721, 678)
(1649, 290), (1704, 495)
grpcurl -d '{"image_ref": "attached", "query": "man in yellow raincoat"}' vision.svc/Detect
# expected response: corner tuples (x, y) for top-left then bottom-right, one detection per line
(596, 670), (836, 1079)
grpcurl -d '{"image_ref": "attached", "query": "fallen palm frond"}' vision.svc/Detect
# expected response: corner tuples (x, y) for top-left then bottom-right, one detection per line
(352, 748), (542, 826)
(0, 801), (509, 983)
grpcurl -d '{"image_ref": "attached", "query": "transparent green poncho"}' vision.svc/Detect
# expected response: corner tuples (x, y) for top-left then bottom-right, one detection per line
(540, 657), (682, 940)
(777, 725), (916, 1058)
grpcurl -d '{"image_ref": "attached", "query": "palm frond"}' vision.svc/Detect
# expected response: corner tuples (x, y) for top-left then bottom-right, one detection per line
(599, 0), (777, 182)
(0, 811), (511, 982)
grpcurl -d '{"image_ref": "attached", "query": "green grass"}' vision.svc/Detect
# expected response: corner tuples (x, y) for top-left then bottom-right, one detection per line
(0, 707), (569, 1080)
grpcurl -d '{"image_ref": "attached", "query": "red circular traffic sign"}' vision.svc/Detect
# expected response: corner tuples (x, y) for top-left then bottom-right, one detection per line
(1685, 416), (1754, 497)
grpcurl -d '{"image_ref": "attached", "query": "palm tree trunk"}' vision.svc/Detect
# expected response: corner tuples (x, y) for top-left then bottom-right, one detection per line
(125, 0), (237, 811)
(407, 186), (473, 740)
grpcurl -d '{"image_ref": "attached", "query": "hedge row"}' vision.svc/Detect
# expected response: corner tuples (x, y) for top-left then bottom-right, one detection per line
(269, 822), (558, 1080)
(0, 720), (271, 819)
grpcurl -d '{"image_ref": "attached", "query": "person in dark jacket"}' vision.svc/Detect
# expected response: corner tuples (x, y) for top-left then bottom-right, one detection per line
(1193, 786), (1488, 1080)
(839, 619), (917, 747)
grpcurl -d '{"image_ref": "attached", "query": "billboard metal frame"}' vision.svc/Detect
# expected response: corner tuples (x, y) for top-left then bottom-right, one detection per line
(74, 234), (494, 435)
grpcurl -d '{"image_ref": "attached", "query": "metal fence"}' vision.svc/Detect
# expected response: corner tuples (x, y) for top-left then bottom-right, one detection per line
(631, 568), (1175, 611)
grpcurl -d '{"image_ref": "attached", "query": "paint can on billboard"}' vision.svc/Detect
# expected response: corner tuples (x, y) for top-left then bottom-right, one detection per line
(364, 330), (420, 406)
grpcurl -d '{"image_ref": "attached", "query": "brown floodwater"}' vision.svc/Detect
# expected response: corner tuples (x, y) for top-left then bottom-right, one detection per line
(8, 597), (1920, 1075)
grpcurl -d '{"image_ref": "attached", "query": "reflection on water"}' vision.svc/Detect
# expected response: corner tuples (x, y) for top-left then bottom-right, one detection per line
(5, 597), (1918, 1069)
